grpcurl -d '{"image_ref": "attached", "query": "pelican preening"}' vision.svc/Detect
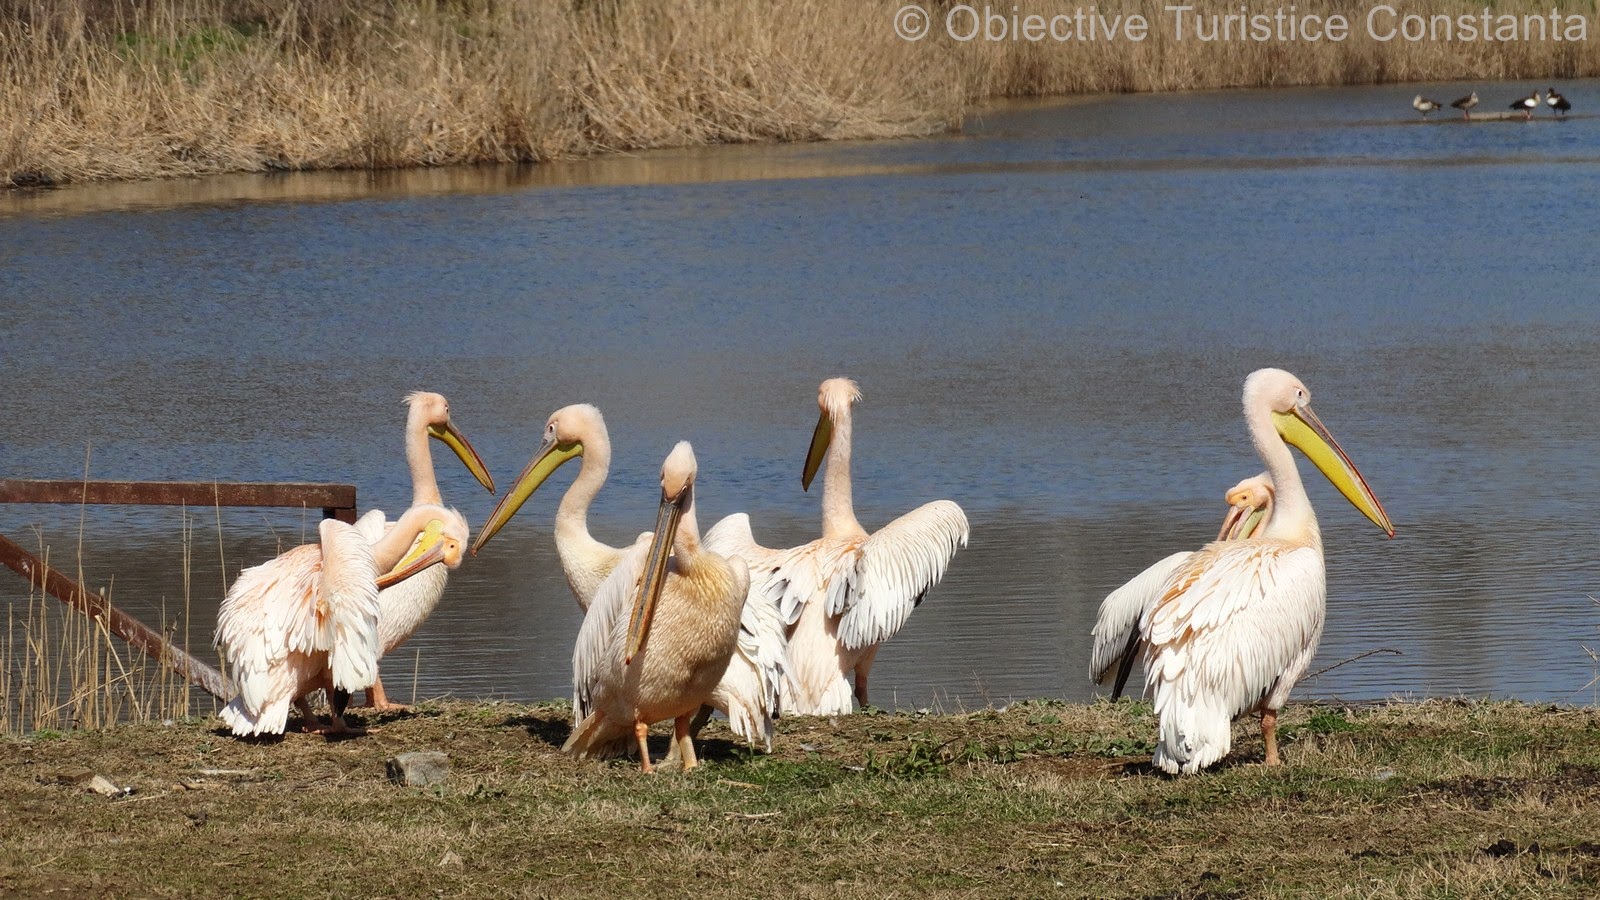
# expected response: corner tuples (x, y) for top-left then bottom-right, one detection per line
(357, 391), (495, 710)
(1089, 473), (1275, 702)
(215, 504), (469, 736)
(1412, 95), (1443, 118)
(1451, 91), (1478, 120)
(1123, 368), (1393, 774)
(564, 442), (749, 772)
(765, 378), (969, 716)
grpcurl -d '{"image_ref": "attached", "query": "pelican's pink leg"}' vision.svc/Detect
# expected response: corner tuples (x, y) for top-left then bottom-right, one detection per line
(635, 720), (654, 774)
(673, 715), (700, 772)
(1262, 709), (1282, 766)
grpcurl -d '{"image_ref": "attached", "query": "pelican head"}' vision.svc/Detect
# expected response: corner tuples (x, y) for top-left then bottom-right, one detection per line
(802, 377), (863, 491)
(406, 391), (495, 494)
(376, 505), (470, 588)
(626, 441), (697, 664)
(1218, 472), (1274, 541)
(1244, 368), (1394, 537)
(471, 404), (605, 555)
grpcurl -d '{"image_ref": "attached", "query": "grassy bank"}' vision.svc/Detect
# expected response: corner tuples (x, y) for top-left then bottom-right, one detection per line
(3, 699), (1600, 896)
(3, 0), (1599, 188)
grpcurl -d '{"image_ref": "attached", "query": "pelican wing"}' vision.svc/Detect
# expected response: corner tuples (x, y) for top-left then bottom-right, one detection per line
(1141, 540), (1325, 772)
(705, 513), (790, 722)
(214, 543), (325, 715)
(316, 519), (383, 693)
(571, 537), (651, 719)
(1089, 551), (1192, 686)
(834, 500), (969, 651)
(352, 508), (388, 543)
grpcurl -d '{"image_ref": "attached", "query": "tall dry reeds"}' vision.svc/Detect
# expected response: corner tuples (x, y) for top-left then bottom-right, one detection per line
(2, 1), (1598, 184)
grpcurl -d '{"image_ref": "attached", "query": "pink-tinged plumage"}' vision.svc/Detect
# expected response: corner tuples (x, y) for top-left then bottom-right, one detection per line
(756, 378), (968, 716)
(1135, 369), (1393, 774)
(1089, 473), (1274, 696)
(214, 504), (469, 736)
(564, 442), (750, 772)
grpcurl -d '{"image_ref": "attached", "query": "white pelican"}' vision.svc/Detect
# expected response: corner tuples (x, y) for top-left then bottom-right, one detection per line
(764, 378), (968, 716)
(1546, 88), (1571, 117)
(1451, 91), (1478, 120)
(564, 442), (749, 772)
(1511, 89), (1541, 120)
(472, 404), (788, 751)
(357, 391), (494, 710)
(1139, 368), (1393, 774)
(1412, 95), (1443, 118)
(215, 504), (469, 736)
(1089, 473), (1274, 701)
(471, 404), (622, 609)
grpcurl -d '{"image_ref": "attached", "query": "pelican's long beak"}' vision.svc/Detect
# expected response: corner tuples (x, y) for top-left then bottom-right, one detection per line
(1273, 405), (1396, 537)
(470, 435), (582, 555)
(377, 520), (449, 588)
(801, 412), (832, 492)
(428, 419), (496, 494)
(625, 485), (686, 664)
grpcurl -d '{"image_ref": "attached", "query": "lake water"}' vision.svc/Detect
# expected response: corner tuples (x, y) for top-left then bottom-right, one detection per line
(4, 81), (1600, 713)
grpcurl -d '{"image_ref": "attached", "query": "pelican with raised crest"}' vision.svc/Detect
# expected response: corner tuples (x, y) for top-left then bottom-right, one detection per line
(1137, 368), (1393, 774)
(564, 442), (749, 772)
(355, 391), (494, 710)
(215, 504), (469, 736)
(1089, 473), (1275, 702)
(761, 378), (969, 716)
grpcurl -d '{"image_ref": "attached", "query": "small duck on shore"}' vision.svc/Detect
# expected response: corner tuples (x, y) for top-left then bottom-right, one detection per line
(1546, 87), (1571, 117)
(1450, 91), (1478, 120)
(1511, 89), (1541, 120)
(1412, 95), (1443, 118)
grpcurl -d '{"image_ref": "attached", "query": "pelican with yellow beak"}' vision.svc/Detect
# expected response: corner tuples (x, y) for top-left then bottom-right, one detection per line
(352, 392), (494, 710)
(1090, 473), (1275, 701)
(1139, 368), (1393, 773)
(215, 504), (469, 736)
(470, 404), (623, 610)
(564, 442), (749, 772)
(764, 378), (968, 715)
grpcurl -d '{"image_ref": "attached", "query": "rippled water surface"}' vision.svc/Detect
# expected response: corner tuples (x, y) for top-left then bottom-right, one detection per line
(5, 82), (1600, 711)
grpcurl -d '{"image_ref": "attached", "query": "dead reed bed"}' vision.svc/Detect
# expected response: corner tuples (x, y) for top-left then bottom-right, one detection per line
(2, 0), (1598, 188)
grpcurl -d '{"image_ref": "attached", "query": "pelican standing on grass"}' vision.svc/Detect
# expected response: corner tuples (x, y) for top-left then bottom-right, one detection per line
(1138, 369), (1393, 774)
(763, 378), (969, 716)
(471, 404), (788, 752)
(356, 391), (495, 710)
(564, 442), (749, 772)
(215, 504), (470, 736)
(1089, 473), (1275, 702)
(471, 404), (624, 610)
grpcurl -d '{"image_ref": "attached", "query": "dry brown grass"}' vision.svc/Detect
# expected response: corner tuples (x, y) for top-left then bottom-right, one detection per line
(2, 0), (1598, 188)
(2, 699), (1599, 896)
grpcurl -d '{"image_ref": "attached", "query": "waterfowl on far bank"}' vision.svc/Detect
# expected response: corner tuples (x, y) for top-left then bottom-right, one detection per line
(1412, 95), (1443, 118)
(1451, 91), (1478, 120)
(1547, 88), (1571, 117)
(1511, 90), (1541, 120)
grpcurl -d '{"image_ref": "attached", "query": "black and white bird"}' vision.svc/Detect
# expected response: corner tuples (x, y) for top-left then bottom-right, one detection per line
(1450, 91), (1478, 120)
(1511, 89), (1541, 120)
(1546, 88), (1571, 117)
(1412, 95), (1443, 118)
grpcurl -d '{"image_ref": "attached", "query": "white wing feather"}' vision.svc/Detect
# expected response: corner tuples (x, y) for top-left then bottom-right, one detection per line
(835, 500), (969, 650)
(213, 543), (323, 716)
(1142, 540), (1325, 774)
(1089, 551), (1192, 684)
(317, 519), (382, 693)
(571, 537), (651, 719)
(704, 512), (790, 744)
(352, 508), (388, 543)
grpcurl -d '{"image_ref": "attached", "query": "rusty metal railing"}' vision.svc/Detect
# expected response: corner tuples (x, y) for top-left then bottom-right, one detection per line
(0, 479), (359, 701)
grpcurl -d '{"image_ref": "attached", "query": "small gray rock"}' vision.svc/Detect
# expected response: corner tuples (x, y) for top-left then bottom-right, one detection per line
(387, 751), (450, 787)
